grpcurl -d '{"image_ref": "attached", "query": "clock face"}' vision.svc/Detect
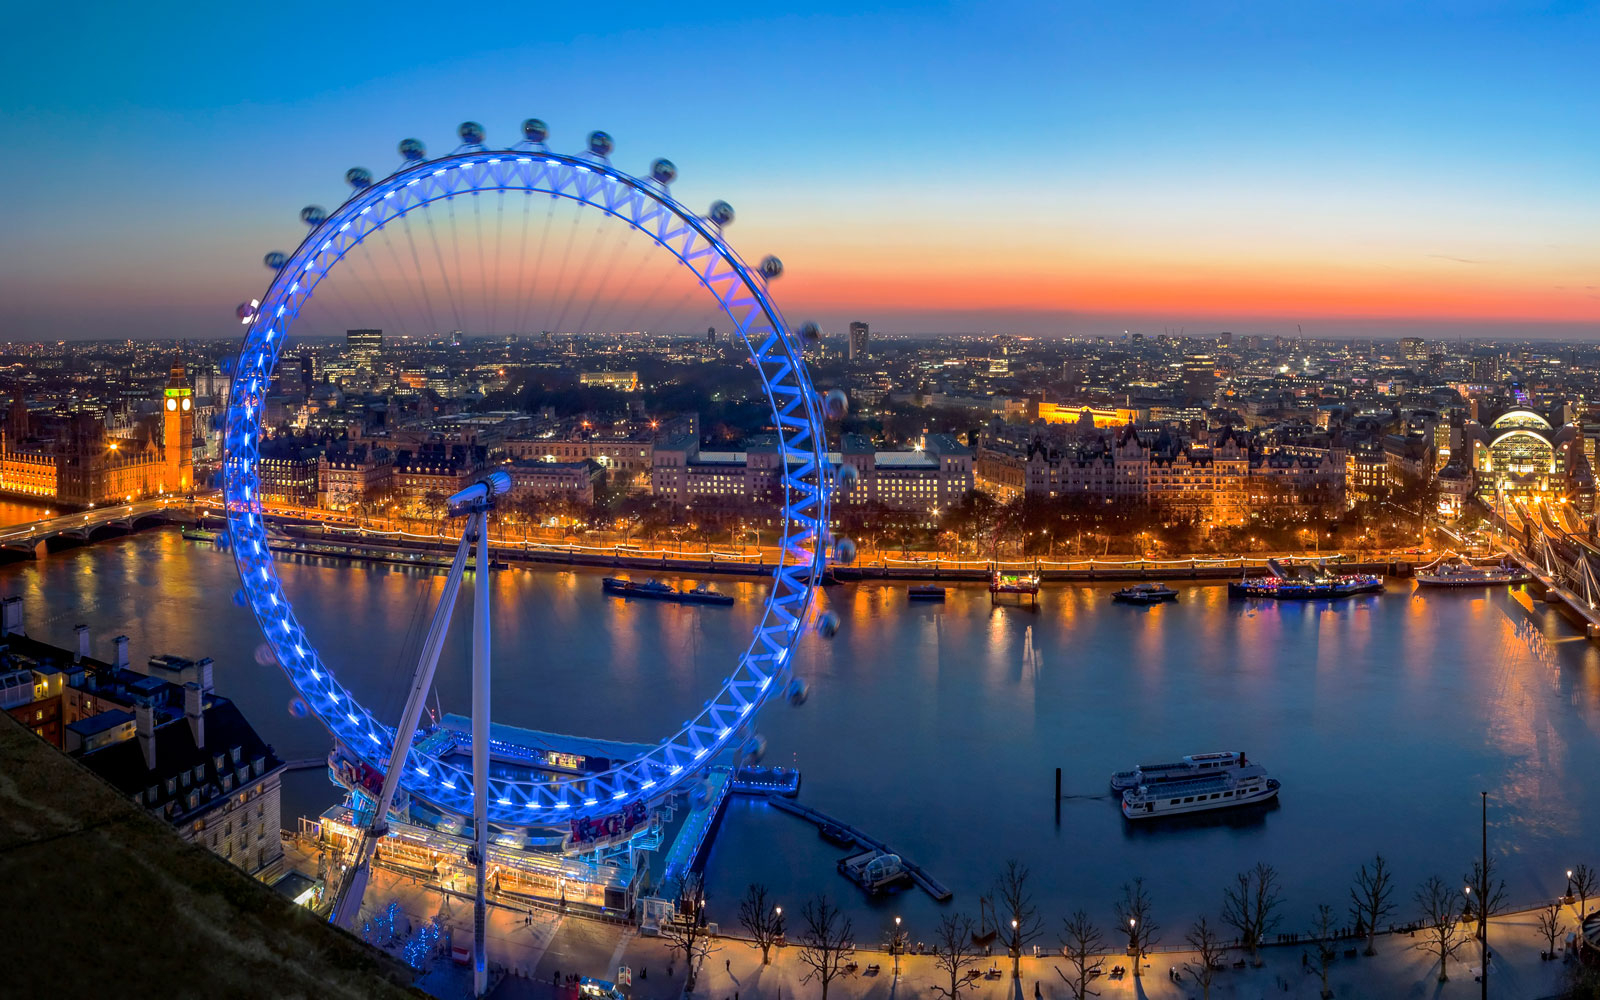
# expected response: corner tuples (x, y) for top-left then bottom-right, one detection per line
(181, 397), (192, 412)
(165, 397), (178, 411)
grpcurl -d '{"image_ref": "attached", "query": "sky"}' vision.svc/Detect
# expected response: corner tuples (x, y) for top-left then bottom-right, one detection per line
(1, 0), (1597, 341)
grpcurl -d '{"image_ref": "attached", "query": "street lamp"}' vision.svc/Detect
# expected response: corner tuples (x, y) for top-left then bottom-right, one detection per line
(1011, 917), (1021, 979)
(893, 915), (903, 981)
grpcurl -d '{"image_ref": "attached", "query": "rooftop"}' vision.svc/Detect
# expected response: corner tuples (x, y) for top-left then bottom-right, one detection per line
(0, 711), (422, 998)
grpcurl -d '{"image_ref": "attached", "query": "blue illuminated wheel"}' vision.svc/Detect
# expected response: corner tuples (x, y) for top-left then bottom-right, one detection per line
(223, 133), (830, 828)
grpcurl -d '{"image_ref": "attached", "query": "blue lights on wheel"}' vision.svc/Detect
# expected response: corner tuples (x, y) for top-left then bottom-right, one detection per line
(222, 132), (830, 828)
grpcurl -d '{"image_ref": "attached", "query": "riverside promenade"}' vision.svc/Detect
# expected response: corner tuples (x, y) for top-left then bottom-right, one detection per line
(288, 835), (1579, 1000)
(687, 908), (1576, 1000)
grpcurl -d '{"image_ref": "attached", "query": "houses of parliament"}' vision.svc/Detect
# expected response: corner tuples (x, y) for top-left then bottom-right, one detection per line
(0, 362), (196, 507)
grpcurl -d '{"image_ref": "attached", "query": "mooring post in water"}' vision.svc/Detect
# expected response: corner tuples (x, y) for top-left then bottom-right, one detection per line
(1054, 767), (1062, 824)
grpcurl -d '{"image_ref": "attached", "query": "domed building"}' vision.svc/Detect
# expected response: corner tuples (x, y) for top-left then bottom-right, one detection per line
(1464, 409), (1595, 513)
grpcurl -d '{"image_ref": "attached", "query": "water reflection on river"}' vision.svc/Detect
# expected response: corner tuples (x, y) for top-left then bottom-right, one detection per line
(5, 527), (1600, 931)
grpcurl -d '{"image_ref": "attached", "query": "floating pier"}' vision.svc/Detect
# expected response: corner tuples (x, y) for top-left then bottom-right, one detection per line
(764, 795), (952, 902)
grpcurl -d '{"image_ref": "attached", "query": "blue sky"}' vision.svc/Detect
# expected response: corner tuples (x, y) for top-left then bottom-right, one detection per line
(2, 1), (1596, 339)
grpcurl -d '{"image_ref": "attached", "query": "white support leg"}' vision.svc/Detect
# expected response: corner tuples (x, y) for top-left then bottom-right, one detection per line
(472, 507), (492, 997)
(330, 526), (474, 931)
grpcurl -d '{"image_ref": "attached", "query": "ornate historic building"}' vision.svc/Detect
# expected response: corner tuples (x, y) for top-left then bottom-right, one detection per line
(0, 362), (195, 507)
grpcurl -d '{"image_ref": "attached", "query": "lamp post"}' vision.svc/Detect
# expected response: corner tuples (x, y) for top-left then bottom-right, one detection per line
(1481, 790), (1489, 1000)
(1128, 917), (1138, 974)
(893, 915), (904, 981)
(1568, 870), (1575, 904)
(1011, 917), (1020, 979)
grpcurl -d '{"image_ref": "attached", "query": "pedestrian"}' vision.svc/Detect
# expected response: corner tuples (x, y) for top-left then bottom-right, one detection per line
(726, 959), (731, 972)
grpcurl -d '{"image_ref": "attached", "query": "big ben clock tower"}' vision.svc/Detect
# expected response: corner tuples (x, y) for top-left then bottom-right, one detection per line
(163, 361), (194, 493)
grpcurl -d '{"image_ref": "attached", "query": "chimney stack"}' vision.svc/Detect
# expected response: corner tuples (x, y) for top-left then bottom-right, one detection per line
(184, 682), (205, 750)
(135, 700), (156, 770)
(1, 596), (22, 636)
(195, 657), (213, 696)
(113, 635), (129, 670)
(75, 624), (89, 662)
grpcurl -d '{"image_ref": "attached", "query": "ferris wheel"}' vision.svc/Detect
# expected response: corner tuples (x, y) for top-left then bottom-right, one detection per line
(220, 121), (847, 948)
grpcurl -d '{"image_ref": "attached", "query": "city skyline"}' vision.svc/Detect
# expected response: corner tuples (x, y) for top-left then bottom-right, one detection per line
(3, 2), (1597, 342)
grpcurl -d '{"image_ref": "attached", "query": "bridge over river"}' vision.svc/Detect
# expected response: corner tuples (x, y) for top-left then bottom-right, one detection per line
(1489, 494), (1600, 638)
(0, 496), (203, 559)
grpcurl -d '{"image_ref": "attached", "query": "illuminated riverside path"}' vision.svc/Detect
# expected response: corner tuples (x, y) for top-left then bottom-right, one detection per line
(9, 528), (1600, 933)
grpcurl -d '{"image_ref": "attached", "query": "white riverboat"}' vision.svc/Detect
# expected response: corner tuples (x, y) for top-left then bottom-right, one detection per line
(1415, 558), (1531, 587)
(1121, 764), (1279, 819)
(1109, 751), (1245, 793)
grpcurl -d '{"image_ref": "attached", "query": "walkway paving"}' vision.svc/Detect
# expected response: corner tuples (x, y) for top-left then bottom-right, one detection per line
(286, 843), (1582, 999)
(687, 908), (1576, 1000)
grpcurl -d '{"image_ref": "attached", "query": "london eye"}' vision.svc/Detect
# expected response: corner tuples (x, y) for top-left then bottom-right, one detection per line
(220, 120), (842, 980)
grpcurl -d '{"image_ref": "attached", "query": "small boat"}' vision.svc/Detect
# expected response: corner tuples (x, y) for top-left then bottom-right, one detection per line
(1112, 583), (1178, 605)
(601, 577), (734, 605)
(990, 569), (1040, 605)
(908, 585), (947, 601)
(1229, 560), (1382, 600)
(181, 526), (219, 543)
(1121, 764), (1280, 819)
(1110, 751), (1245, 792)
(990, 570), (1040, 595)
(1229, 576), (1383, 599)
(838, 849), (911, 894)
(1415, 558), (1531, 587)
(818, 823), (855, 846)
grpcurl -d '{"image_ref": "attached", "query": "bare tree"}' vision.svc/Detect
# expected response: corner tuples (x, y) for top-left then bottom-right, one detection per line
(1113, 877), (1160, 977)
(1055, 909), (1105, 1000)
(1312, 903), (1339, 1000)
(797, 894), (855, 1000)
(1574, 864), (1599, 928)
(929, 913), (980, 1000)
(1221, 862), (1283, 964)
(1463, 857), (1507, 941)
(1413, 875), (1467, 983)
(1539, 902), (1564, 961)
(661, 876), (714, 989)
(995, 859), (1044, 980)
(736, 883), (785, 965)
(1348, 852), (1396, 955)
(1183, 915), (1225, 1000)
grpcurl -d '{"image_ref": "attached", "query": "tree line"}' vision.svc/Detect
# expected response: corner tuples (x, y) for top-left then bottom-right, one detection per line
(668, 858), (1600, 1000)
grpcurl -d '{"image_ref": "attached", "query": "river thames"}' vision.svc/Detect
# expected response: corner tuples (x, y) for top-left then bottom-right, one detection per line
(6, 527), (1599, 935)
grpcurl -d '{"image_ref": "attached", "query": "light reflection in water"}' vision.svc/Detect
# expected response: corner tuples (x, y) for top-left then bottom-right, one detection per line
(11, 533), (1600, 930)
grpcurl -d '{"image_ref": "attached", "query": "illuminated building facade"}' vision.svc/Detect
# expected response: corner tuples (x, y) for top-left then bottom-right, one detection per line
(505, 434), (654, 492)
(578, 371), (639, 392)
(1466, 409), (1593, 507)
(0, 361), (194, 506)
(1026, 428), (1341, 521)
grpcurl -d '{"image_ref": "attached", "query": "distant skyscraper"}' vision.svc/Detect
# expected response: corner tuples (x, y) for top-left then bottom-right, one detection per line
(346, 329), (382, 363)
(706, 326), (716, 344)
(1218, 331), (1233, 346)
(1181, 356), (1216, 404)
(848, 322), (869, 361)
(1400, 336), (1427, 363)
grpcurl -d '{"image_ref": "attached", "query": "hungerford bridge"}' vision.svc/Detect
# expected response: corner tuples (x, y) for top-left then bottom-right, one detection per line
(1491, 493), (1600, 637)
